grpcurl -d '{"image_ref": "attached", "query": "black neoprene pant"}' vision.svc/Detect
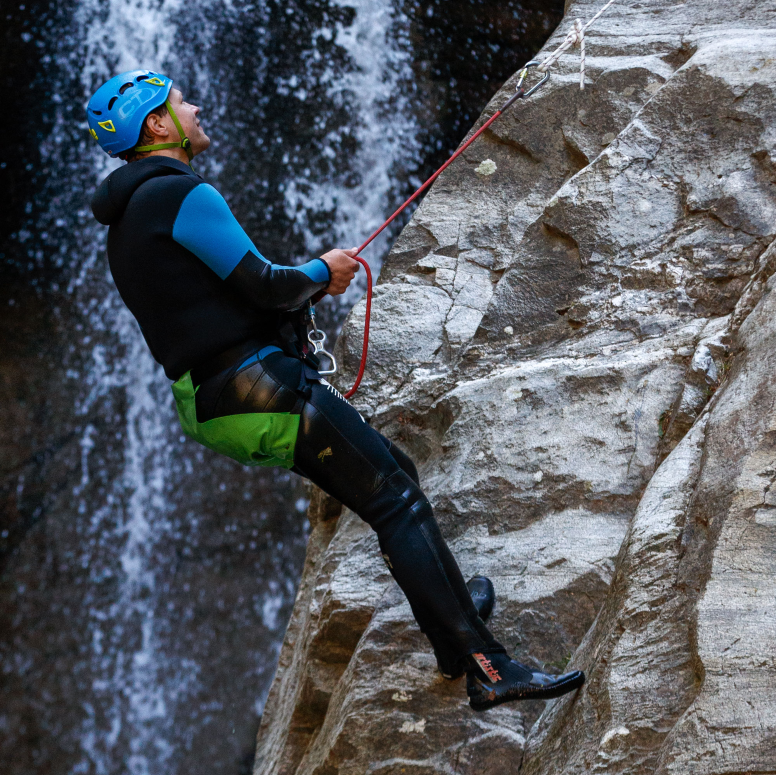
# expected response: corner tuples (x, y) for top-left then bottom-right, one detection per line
(195, 351), (503, 668)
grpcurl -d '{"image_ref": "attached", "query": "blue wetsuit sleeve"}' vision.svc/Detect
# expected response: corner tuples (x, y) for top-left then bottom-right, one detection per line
(172, 183), (331, 310)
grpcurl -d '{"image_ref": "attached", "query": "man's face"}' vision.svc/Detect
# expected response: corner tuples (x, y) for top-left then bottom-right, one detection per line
(167, 88), (210, 155)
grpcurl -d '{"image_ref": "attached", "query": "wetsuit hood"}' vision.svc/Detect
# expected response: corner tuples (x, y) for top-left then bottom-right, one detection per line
(91, 156), (195, 225)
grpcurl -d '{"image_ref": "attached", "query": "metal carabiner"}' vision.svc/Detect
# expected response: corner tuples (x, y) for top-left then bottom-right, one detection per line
(516, 59), (550, 98)
(306, 304), (337, 376)
(307, 328), (337, 375)
(501, 59), (551, 111)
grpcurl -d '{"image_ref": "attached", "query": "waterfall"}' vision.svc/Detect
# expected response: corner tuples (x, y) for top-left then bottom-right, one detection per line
(11, 0), (422, 772)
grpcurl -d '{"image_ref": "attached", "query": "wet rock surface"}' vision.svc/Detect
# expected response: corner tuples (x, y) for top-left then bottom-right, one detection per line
(256, 0), (776, 772)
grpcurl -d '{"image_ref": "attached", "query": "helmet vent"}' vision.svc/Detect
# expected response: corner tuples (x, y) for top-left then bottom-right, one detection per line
(108, 97), (117, 110)
(136, 75), (149, 82)
(118, 82), (134, 95)
(92, 110), (102, 116)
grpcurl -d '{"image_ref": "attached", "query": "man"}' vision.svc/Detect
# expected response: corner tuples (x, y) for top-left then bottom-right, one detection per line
(87, 70), (584, 711)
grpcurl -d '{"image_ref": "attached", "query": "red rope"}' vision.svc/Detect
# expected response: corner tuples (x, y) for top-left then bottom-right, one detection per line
(343, 256), (372, 398)
(343, 105), (508, 399)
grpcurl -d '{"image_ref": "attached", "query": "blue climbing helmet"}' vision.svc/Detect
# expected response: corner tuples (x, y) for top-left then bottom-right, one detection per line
(86, 70), (192, 160)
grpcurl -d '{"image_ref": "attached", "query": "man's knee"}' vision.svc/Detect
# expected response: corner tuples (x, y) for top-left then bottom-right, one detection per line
(358, 469), (430, 534)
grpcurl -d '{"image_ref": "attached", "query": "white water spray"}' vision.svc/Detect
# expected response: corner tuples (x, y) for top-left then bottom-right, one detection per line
(54, 2), (197, 771)
(283, 0), (422, 306)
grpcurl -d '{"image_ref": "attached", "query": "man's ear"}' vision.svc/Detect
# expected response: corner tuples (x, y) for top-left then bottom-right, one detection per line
(145, 111), (170, 139)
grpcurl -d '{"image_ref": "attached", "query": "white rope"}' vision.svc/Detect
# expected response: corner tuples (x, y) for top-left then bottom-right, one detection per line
(537, 0), (618, 90)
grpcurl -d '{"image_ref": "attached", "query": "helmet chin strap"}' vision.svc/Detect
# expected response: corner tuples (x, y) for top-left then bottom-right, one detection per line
(134, 99), (194, 162)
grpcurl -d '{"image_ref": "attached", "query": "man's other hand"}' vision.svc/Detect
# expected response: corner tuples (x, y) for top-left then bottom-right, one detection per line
(320, 247), (359, 295)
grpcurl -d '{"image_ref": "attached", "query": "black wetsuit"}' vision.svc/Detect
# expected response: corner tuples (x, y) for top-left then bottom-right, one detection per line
(194, 350), (503, 668)
(91, 156), (503, 675)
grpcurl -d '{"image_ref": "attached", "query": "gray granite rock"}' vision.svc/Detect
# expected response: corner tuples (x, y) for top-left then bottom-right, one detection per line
(255, 0), (776, 772)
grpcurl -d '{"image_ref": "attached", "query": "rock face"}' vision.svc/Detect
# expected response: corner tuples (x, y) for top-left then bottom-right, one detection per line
(255, 0), (776, 772)
(521, 262), (776, 773)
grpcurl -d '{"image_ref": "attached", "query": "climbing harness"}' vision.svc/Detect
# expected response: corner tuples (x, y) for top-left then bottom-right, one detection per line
(329, 0), (618, 399)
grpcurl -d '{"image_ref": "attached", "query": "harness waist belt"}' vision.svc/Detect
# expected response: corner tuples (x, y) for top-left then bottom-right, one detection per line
(190, 339), (269, 388)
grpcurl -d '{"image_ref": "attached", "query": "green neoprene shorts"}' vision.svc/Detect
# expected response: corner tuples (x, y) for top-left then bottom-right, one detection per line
(171, 371), (300, 468)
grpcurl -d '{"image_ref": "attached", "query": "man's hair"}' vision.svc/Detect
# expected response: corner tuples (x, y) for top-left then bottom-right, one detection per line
(120, 102), (170, 162)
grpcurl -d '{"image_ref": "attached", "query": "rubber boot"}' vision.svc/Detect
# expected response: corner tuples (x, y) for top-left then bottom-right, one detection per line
(466, 652), (585, 711)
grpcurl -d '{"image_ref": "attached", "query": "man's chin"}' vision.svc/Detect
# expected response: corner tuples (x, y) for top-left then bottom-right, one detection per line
(193, 134), (211, 156)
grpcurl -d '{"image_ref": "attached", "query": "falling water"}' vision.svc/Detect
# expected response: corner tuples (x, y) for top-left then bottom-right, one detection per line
(3, 0), (425, 771)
